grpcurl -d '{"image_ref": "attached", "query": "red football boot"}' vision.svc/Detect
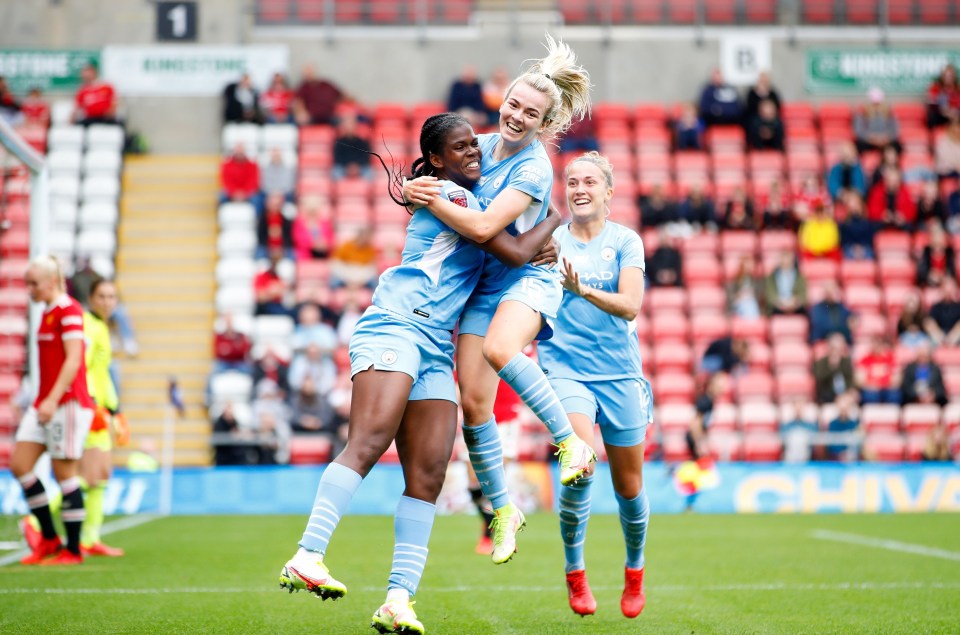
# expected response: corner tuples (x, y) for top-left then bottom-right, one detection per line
(39, 549), (84, 566)
(20, 536), (62, 565)
(621, 567), (646, 618)
(565, 570), (597, 616)
(19, 516), (42, 552)
(81, 542), (125, 557)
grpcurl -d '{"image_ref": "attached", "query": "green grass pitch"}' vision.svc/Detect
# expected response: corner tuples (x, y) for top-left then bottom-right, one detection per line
(1, 513), (959, 634)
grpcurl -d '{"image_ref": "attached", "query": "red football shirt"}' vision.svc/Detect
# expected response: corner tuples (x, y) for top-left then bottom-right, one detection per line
(75, 81), (115, 119)
(261, 89), (294, 121)
(35, 294), (94, 408)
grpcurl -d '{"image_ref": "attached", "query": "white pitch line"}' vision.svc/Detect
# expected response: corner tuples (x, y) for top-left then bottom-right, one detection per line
(0, 514), (158, 568)
(812, 530), (960, 563)
(2, 581), (959, 595)
(0, 542), (22, 550)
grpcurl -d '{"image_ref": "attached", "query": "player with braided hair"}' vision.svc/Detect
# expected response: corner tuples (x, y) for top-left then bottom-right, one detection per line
(404, 35), (595, 565)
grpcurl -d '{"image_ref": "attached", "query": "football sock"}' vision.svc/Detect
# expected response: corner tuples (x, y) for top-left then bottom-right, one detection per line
(462, 418), (510, 510)
(387, 496), (435, 597)
(19, 472), (57, 540)
(469, 486), (494, 538)
(559, 474), (593, 573)
(59, 477), (86, 555)
(299, 462), (362, 555)
(81, 481), (106, 547)
(616, 488), (650, 570)
(497, 353), (573, 444)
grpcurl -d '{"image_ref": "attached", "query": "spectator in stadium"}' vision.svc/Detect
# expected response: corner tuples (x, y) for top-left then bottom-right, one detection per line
(222, 73), (262, 124)
(760, 179), (796, 230)
(256, 192), (294, 260)
(288, 342), (337, 395)
(330, 226), (379, 288)
(901, 342), (948, 406)
(698, 68), (743, 127)
(897, 291), (931, 349)
(292, 195), (335, 261)
(331, 111), (372, 181)
(336, 289), (364, 346)
(826, 392), (861, 461)
(809, 280), (854, 344)
(793, 174), (830, 222)
(678, 184), (717, 230)
(558, 116), (599, 155)
(869, 144), (902, 188)
(646, 231), (683, 288)
(446, 65), (487, 129)
(253, 252), (292, 316)
(746, 99), (785, 151)
(721, 187), (757, 230)
(726, 255), (762, 319)
(72, 63), (118, 126)
(482, 66), (511, 124)
(746, 71), (782, 121)
(219, 143), (262, 207)
(252, 346), (290, 396)
(917, 180), (948, 228)
(0, 77), (21, 124)
(839, 193), (877, 260)
(255, 409), (291, 465)
(799, 200), (840, 260)
(917, 224), (956, 288)
(687, 373), (727, 460)
(764, 251), (807, 316)
(701, 336), (750, 375)
(854, 88), (901, 154)
(290, 372), (335, 434)
(638, 184), (679, 229)
(674, 102), (704, 150)
(291, 65), (342, 126)
(213, 313), (251, 374)
(780, 399), (818, 464)
(935, 115), (960, 179)
(291, 302), (338, 353)
(866, 167), (917, 231)
(924, 277), (960, 346)
(827, 141), (868, 202)
(67, 257), (100, 307)
(927, 63), (960, 128)
(855, 336), (902, 404)
(19, 87), (50, 127)
(260, 148), (296, 200)
(261, 72), (295, 123)
(212, 403), (253, 466)
(921, 421), (952, 461)
(813, 334), (858, 405)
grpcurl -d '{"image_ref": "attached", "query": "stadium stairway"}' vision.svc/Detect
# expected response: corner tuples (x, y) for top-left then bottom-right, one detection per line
(114, 155), (219, 466)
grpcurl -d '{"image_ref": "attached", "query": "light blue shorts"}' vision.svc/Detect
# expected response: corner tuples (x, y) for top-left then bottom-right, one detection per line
(549, 376), (653, 447)
(349, 306), (457, 404)
(459, 273), (562, 340)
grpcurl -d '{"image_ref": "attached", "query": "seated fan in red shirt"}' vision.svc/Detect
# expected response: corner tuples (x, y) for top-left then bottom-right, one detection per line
(73, 64), (118, 126)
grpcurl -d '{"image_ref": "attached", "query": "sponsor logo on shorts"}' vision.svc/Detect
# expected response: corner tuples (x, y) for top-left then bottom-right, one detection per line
(601, 247), (616, 262)
(381, 350), (398, 365)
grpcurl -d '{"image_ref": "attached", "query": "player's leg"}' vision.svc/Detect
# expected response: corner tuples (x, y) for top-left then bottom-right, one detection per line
(79, 435), (123, 556)
(282, 368), (413, 599)
(483, 300), (595, 486)
(465, 460), (494, 554)
(372, 397), (457, 635)
(10, 432), (62, 563)
(457, 335), (524, 564)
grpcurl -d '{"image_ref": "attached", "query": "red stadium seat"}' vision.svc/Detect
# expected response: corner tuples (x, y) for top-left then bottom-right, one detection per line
(684, 255), (723, 287)
(653, 373), (697, 404)
(682, 232), (720, 256)
(770, 315), (809, 342)
(919, 0), (952, 23)
(844, 285), (883, 313)
(708, 431), (743, 461)
(706, 126), (745, 152)
(840, 259), (878, 285)
(710, 403), (739, 432)
(904, 433), (928, 461)
(901, 404), (942, 435)
(742, 432), (783, 461)
(760, 231), (797, 255)
(933, 346), (960, 372)
(745, 0), (777, 22)
(845, 0), (878, 23)
(818, 102), (853, 125)
(289, 436), (333, 465)
(658, 403), (697, 433)
(651, 313), (690, 342)
(861, 404), (902, 434)
(731, 317), (769, 344)
(594, 102), (632, 127)
(853, 312), (890, 341)
(878, 258), (916, 286)
(720, 231), (758, 257)
(661, 433), (693, 462)
(773, 342), (813, 372)
(653, 342), (694, 373)
(800, 259), (839, 284)
(776, 371), (814, 402)
(646, 286), (687, 312)
(740, 402), (779, 433)
(864, 433), (906, 461)
(802, 0), (835, 22)
(687, 286), (727, 314)
(691, 314), (731, 345)
(0, 440), (11, 469)
(634, 103), (668, 126)
(736, 371), (775, 403)
(747, 342), (772, 372)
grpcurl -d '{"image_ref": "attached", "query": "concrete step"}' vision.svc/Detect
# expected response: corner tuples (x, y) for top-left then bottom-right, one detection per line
(123, 179), (219, 193)
(120, 219), (215, 236)
(123, 375), (207, 391)
(116, 274), (214, 291)
(121, 233), (214, 248)
(127, 329), (211, 345)
(127, 420), (210, 436)
(119, 287), (213, 304)
(124, 361), (212, 376)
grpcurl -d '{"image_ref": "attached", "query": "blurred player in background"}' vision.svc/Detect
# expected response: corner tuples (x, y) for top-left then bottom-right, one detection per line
(10, 256), (94, 566)
(538, 153), (651, 618)
(404, 36), (595, 565)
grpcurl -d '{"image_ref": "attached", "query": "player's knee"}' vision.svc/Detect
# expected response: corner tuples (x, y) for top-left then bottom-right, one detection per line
(481, 339), (515, 371)
(406, 458), (447, 502)
(460, 394), (491, 426)
(614, 477), (643, 500)
(341, 437), (392, 475)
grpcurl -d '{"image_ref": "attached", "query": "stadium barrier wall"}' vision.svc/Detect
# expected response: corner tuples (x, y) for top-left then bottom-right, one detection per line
(1, 462), (958, 516)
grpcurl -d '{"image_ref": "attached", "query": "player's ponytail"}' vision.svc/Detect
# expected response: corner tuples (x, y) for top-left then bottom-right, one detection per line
(510, 35), (592, 140)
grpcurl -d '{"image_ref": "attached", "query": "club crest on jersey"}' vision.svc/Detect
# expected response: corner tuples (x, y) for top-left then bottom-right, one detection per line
(601, 247), (616, 262)
(380, 350), (398, 365)
(492, 174), (506, 189)
(446, 189), (469, 208)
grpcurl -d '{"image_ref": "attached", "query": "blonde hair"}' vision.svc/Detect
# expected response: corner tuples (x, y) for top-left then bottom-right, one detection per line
(565, 151), (614, 189)
(28, 254), (65, 290)
(508, 35), (592, 139)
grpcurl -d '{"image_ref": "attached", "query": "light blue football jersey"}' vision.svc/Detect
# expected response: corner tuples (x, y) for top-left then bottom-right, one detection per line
(373, 180), (484, 331)
(538, 221), (647, 381)
(472, 133), (555, 295)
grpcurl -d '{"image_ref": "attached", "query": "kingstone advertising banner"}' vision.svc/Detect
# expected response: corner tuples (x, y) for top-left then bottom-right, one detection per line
(1, 463), (957, 516)
(806, 48), (960, 95)
(0, 49), (100, 94)
(100, 45), (288, 96)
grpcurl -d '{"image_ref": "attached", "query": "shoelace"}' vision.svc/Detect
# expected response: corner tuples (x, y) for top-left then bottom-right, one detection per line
(490, 514), (510, 543)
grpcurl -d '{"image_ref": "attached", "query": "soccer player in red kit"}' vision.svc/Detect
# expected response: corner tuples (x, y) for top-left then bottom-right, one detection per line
(11, 256), (95, 565)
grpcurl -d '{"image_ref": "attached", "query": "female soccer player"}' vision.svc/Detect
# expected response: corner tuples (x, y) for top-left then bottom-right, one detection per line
(279, 113), (558, 635)
(403, 36), (595, 565)
(537, 153), (651, 618)
(11, 256), (95, 565)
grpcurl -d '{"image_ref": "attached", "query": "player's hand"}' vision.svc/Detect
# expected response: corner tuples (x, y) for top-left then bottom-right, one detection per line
(402, 176), (441, 209)
(531, 237), (560, 268)
(560, 257), (586, 296)
(36, 398), (57, 424)
(113, 412), (131, 447)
